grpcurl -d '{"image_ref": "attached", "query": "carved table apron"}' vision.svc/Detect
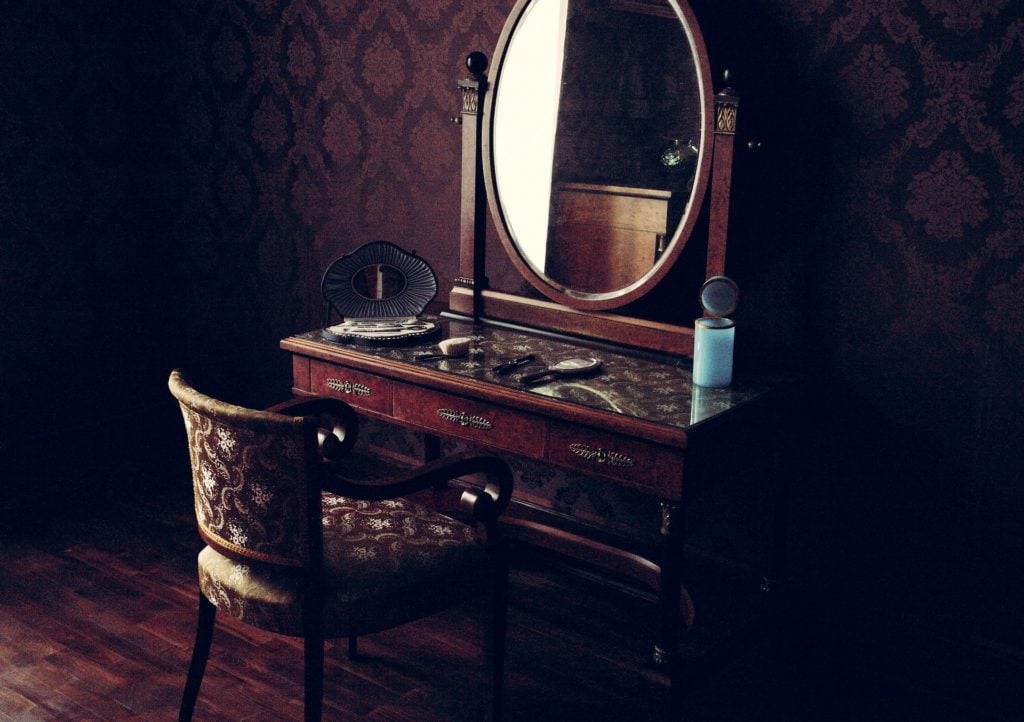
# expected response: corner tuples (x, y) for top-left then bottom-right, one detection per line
(282, 317), (787, 681)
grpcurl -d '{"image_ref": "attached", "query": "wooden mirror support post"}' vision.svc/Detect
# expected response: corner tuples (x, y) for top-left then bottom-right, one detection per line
(451, 52), (490, 318)
(708, 74), (739, 279)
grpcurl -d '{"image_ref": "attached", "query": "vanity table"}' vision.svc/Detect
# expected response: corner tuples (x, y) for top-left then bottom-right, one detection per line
(284, 0), (787, 692)
(282, 319), (790, 679)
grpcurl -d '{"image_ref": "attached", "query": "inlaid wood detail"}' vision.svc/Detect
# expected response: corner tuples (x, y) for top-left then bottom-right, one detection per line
(715, 101), (738, 134)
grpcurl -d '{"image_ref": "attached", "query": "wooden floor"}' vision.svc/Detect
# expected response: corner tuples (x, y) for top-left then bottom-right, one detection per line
(0, 476), (1002, 721)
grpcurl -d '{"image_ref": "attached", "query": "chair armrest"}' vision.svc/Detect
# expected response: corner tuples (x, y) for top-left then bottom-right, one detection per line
(266, 395), (359, 460)
(324, 451), (513, 524)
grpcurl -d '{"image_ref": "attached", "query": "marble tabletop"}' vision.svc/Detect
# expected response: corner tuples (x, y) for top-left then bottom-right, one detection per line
(294, 316), (773, 431)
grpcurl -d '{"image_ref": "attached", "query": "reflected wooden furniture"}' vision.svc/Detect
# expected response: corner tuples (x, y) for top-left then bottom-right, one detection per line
(282, 320), (789, 688)
(169, 370), (513, 721)
(546, 183), (682, 293)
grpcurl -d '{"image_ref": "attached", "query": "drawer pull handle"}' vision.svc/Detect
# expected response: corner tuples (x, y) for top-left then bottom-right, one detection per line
(437, 408), (493, 430)
(326, 378), (372, 396)
(569, 443), (635, 468)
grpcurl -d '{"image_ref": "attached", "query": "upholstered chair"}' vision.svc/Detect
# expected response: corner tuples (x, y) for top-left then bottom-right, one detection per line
(168, 370), (513, 721)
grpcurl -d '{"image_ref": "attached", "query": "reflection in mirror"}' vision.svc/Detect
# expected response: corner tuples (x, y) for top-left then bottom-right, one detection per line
(492, 0), (568, 266)
(352, 264), (407, 301)
(492, 0), (705, 297)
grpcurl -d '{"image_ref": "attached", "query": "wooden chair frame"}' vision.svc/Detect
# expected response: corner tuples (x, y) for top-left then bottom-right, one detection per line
(170, 371), (514, 721)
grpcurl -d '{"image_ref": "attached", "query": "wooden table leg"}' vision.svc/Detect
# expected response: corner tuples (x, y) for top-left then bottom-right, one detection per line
(761, 449), (790, 594)
(653, 501), (686, 667)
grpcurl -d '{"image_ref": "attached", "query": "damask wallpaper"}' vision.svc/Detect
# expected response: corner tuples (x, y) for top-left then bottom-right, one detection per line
(1, 0), (1021, 678)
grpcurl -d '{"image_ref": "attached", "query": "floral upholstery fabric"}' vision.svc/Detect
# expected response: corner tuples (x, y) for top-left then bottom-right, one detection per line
(198, 492), (487, 637)
(170, 370), (490, 640)
(171, 373), (313, 567)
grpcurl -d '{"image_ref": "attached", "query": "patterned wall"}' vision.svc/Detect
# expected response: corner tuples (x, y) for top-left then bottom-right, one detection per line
(742, 0), (1024, 649)
(1, 0), (1021, 652)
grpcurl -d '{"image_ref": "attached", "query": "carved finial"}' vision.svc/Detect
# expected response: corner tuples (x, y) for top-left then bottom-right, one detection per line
(466, 51), (488, 80)
(716, 68), (738, 101)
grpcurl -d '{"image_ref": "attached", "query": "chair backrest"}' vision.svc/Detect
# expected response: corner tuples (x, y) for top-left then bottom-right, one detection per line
(169, 370), (321, 570)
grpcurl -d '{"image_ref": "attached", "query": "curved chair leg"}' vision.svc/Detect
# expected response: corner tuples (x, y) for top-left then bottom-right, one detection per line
(303, 603), (325, 722)
(490, 557), (509, 722)
(179, 593), (216, 722)
(303, 635), (324, 721)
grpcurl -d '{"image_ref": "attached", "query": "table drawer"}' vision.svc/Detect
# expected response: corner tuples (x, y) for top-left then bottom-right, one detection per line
(394, 386), (544, 457)
(546, 420), (684, 498)
(310, 361), (392, 415)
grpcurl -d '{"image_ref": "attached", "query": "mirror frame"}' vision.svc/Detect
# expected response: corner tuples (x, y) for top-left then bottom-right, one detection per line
(447, 0), (739, 357)
(487, 0), (715, 310)
(323, 240), (438, 320)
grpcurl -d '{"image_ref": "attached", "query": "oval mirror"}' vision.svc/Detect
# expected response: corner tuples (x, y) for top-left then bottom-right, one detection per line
(352, 264), (407, 300)
(485, 0), (714, 310)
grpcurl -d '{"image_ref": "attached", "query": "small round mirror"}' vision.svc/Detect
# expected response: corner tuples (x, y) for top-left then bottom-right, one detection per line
(550, 357), (602, 373)
(520, 356), (603, 385)
(699, 275), (738, 317)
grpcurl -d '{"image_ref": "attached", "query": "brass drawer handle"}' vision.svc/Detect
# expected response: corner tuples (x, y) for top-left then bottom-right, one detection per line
(326, 378), (372, 396)
(437, 408), (493, 430)
(569, 443), (635, 468)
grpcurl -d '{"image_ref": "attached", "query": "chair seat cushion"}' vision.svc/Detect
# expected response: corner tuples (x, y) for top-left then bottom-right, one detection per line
(198, 492), (488, 637)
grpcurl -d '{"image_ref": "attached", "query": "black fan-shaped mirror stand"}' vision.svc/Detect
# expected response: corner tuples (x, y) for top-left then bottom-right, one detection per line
(320, 241), (441, 345)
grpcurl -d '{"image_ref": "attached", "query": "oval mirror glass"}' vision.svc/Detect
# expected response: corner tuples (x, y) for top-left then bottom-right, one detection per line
(351, 263), (407, 301)
(488, 0), (713, 309)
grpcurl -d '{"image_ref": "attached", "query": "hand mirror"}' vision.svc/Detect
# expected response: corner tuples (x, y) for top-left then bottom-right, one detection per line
(520, 357), (603, 386)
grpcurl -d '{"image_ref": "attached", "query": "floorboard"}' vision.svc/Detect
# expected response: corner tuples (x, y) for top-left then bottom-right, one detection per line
(0, 476), (1009, 722)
